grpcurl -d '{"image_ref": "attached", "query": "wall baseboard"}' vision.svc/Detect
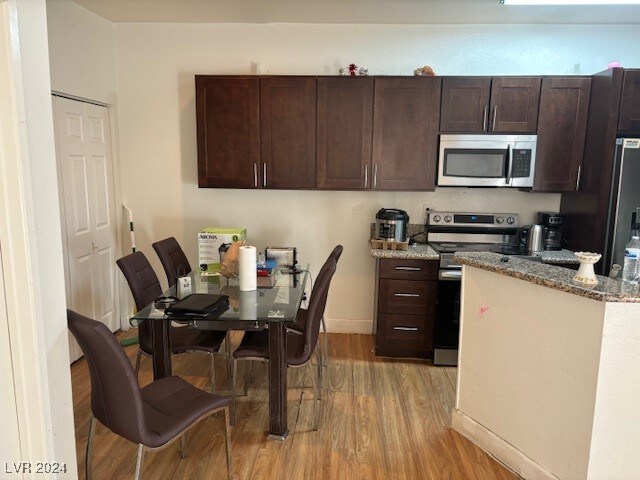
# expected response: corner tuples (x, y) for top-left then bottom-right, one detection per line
(325, 318), (373, 334)
(451, 409), (559, 480)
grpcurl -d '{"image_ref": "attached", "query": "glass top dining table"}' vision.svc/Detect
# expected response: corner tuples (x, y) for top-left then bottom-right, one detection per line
(129, 265), (309, 440)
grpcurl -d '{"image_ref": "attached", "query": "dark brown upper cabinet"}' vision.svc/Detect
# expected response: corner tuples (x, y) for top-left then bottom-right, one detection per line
(196, 76), (260, 188)
(317, 77), (374, 189)
(372, 77), (441, 191)
(260, 76), (316, 189)
(534, 77), (591, 192)
(440, 77), (540, 133)
(618, 69), (640, 132)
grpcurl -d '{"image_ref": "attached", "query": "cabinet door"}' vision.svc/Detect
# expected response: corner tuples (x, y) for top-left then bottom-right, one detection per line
(260, 77), (316, 189)
(490, 77), (541, 133)
(440, 77), (491, 132)
(196, 77), (260, 188)
(534, 77), (591, 192)
(317, 77), (373, 189)
(372, 77), (441, 190)
(618, 70), (640, 131)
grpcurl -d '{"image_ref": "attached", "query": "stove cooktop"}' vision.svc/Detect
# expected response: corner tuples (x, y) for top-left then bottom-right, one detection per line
(430, 242), (524, 256)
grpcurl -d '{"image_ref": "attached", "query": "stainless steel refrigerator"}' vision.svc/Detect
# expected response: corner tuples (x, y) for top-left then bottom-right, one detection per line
(603, 138), (640, 271)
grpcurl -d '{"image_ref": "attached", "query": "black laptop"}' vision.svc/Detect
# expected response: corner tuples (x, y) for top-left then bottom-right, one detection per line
(165, 293), (229, 318)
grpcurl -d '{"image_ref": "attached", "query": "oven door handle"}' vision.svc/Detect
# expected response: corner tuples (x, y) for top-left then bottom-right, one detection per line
(505, 143), (514, 185)
(439, 270), (462, 281)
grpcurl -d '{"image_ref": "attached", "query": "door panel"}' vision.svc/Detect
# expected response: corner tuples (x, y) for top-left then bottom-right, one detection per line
(440, 77), (491, 132)
(54, 96), (118, 363)
(490, 77), (541, 133)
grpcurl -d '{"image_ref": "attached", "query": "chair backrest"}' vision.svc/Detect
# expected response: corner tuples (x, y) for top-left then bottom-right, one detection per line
(152, 237), (192, 287)
(298, 258), (336, 363)
(67, 310), (147, 444)
(116, 251), (162, 355)
(329, 245), (344, 263)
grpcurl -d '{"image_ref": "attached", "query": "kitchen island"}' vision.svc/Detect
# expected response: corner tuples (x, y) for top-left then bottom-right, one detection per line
(452, 252), (640, 480)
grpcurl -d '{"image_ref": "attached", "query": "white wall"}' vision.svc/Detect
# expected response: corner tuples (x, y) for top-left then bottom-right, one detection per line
(110, 22), (640, 330)
(455, 266), (606, 479)
(46, 0), (117, 104)
(1, 0), (77, 475)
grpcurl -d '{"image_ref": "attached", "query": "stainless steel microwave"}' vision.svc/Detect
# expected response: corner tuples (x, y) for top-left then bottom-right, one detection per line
(438, 134), (537, 188)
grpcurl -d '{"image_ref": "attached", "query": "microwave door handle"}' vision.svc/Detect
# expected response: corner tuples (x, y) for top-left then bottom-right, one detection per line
(506, 143), (514, 185)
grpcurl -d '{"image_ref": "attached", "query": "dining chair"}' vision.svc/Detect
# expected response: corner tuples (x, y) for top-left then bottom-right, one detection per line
(116, 251), (231, 393)
(290, 245), (343, 372)
(67, 310), (232, 480)
(231, 257), (337, 429)
(152, 237), (192, 287)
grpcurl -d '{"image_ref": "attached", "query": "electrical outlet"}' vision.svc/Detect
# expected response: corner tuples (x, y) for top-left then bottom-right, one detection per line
(423, 204), (431, 224)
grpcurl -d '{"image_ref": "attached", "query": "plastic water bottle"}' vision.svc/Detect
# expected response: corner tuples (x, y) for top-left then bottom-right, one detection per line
(622, 236), (640, 283)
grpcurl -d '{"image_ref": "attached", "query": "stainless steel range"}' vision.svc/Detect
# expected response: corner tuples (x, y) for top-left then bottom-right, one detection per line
(427, 211), (533, 366)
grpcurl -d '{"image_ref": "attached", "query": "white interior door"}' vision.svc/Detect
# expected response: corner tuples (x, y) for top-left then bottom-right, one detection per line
(53, 96), (118, 362)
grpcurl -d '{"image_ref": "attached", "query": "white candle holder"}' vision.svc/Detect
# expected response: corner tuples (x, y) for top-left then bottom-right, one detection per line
(573, 252), (602, 285)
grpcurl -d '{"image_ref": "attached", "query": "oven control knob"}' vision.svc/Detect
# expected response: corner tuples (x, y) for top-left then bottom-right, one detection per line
(507, 216), (515, 225)
(444, 215), (452, 223)
(433, 215), (441, 223)
(496, 216), (504, 224)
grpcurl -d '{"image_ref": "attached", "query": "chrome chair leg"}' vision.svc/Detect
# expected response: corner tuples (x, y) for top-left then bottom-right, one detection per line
(180, 435), (187, 459)
(321, 317), (329, 367)
(210, 353), (216, 394)
(134, 444), (145, 480)
(316, 344), (323, 400)
(223, 407), (233, 480)
(86, 416), (95, 480)
(231, 360), (238, 426)
(134, 350), (142, 377)
(311, 359), (319, 431)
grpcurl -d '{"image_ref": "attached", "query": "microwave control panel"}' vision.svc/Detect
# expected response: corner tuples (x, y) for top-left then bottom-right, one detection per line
(512, 150), (532, 178)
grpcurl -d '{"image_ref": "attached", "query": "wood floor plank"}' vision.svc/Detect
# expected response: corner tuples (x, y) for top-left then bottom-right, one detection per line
(70, 331), (518, 480)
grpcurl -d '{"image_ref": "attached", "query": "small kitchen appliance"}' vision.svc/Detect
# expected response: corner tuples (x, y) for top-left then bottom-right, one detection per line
(438, 134), (537, 188)
(375, 208), (409, 242)
(428, 211), (530, 366)
(538, 212), (566, 251)
(518, 225), (545, 255)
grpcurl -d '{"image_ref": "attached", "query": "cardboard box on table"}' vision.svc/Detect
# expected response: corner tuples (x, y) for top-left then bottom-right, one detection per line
(198, 228), (247, 275)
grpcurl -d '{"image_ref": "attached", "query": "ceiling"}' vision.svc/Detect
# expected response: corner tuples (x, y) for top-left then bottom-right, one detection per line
(72, 0), (640, 24)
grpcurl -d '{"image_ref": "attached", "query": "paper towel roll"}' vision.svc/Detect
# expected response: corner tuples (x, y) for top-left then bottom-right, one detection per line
(239, 289), (258, 320)
(239, 245), (257, 291)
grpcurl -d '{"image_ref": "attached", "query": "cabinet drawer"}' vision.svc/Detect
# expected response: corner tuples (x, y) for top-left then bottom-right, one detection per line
(379, 258), (438, 280)
(378, 279), (437, 316)
(376, 314), (434, 351)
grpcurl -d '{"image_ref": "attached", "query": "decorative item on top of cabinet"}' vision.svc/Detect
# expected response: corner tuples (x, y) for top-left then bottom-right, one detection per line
(372, 77), (441, 191)
(440, 77), (541, 133)
(195, 76), (260, 188)
(317, 77), (373, 189)
(534, 77), (591, 192)
(618, 69), (640, 132)
(260, 76), (317, 189)
(374, 258), (438, 359)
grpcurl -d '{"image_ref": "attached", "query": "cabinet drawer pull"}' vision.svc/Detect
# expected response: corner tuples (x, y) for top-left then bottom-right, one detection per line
(263, 162), (267, 187)
(395, 266), (420, 271)
(393, 293), (420, 297)
(364, 164), (368, 189)
(253, 163), (258, 188)
(393, 326), (419, 332)
(492, 105), (498, 131)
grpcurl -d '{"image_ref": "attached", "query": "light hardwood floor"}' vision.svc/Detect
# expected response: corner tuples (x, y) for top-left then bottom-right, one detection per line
(70, 331), (517, 480)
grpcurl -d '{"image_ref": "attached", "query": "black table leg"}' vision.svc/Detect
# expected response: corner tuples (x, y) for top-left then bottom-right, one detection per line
(268, 322), (288, 440)
(151, 319), (172, 380)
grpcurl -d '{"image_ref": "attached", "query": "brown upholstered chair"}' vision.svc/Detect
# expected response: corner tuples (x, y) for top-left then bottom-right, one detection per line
(152, 237), (192, 288)
(67, 310), (232, 480)
(290, 245), (343, 369)
(116, 251), (230, 392)
(231, 257), (337, 429)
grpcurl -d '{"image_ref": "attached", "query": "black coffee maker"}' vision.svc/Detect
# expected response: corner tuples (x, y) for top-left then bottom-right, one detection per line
(537, 212), (565, 251)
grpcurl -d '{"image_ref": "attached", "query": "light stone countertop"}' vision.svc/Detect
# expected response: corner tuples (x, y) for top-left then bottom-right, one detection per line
(370, 243), (440, 260)
(454, 251), (640, 303)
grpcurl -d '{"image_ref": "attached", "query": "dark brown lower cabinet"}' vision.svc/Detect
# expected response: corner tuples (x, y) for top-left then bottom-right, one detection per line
(374, 258), (438, 359)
